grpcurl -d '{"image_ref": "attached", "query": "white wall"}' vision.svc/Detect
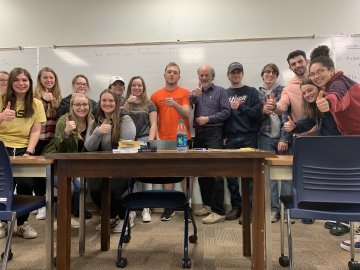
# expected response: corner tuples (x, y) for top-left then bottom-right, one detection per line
(1, 0), (360, 48)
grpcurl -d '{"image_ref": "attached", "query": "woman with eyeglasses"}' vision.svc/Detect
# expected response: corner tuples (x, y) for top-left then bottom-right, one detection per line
(309, 45), (360, 135)
(0, 67), (46, 239)
(58, 74), (97, 117)
(84, 89), (137, 233)
(46, 93), (94, 228)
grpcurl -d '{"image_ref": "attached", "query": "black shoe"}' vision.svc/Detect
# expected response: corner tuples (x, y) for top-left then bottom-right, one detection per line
(161, 208), (175, 221)
(74, 210), (93, 220)
(225, 208), (241, 220)
(301, 218), (314, 224)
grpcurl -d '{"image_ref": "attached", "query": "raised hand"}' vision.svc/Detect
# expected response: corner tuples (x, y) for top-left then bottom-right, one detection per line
(165, 94), (176, 107)
(284, 116), (296, 132)
(42, 91), (54, 102)
(99, 118), (112, 134)
(192, 82), (203, 97)
(0, 102), (16, 121)
(64, 116), (76, 135)
(127, 94), (138, 104)
(316, 90), (330, 112)
(263, 93), (276, 114)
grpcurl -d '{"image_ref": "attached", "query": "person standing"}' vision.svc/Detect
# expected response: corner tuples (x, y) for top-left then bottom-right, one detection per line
(108, 76), (126, 105)
(258, 63), (290, 223)
(223, 62), (263, 222)
(0, 67), (46, 239)
(0, 71), (9, 95)
(189, 64), (231, 224)
(151, 62), (193, 221)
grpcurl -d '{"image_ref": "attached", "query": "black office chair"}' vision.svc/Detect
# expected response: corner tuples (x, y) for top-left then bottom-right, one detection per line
(280, 136), (360, 270)
(0, 141), (46, 269)
(116, 140), (197, 269)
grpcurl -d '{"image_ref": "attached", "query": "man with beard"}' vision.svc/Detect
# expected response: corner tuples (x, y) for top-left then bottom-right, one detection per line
(265, 50), (316, 224)
(151, 62), (193, 221)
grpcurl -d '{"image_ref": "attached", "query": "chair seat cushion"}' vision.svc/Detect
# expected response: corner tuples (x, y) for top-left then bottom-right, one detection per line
(123, 190), (187, 209)
(13, 195), (46, 217)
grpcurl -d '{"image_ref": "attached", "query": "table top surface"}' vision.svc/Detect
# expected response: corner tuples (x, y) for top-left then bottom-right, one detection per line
(46, 149), (276, 160)
(10, 156), (54, 165)
(265, 155), (293, 165)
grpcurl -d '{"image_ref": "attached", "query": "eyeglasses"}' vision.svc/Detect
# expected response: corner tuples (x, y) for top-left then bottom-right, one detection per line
(309, 68), (328, 79)
(263, 70), (277, 75)
(75, 82), (88, 87)
(73, 103), (89, 108)
(0, 79), (8, 83)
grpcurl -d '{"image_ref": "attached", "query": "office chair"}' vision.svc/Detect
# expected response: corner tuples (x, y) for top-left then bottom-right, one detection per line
(116, 140), (197, 269)
(0, 141), (46, 269)
(280, 136), (360, 270)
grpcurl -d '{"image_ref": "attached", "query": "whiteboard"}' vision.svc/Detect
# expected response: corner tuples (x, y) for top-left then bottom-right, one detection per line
(37, 37), (332, 100)
(334, 36), (360, 82)
(0, 48), (38, 79)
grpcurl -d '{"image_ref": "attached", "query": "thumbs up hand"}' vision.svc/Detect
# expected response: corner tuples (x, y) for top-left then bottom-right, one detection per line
(263, 94), (276, 114)
(42, 91), (54, 102)
(64, 116), (76, 135)
(316, 90), (330, 112)
(284, 116), (296, 132)
(127, 95), (137, 104)
(192, 82), (203, 97)
(0, 102), (16, 121)
(99, 118), (112, 134)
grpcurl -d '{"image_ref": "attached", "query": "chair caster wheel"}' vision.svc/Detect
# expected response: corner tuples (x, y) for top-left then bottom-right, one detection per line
(279, 255), (290, 267)
(116, 257), (128, 268)
(182, 258), (191, 268)
(189, 235), (198, 244)
(348, 260), (360, 270)
(124, 235), (131, 243)
(1, 250), (13, 261)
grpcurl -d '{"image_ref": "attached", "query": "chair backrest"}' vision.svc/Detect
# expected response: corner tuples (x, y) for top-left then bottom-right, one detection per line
(0, 141), (14, 211)
(292, 136), (360, 211)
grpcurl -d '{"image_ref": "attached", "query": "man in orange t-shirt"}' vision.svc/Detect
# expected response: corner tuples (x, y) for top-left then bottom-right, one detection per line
(150, 62), (193, 221)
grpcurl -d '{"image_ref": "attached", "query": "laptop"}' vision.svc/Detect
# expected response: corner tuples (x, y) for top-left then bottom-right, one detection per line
(146, 140), (177, 150)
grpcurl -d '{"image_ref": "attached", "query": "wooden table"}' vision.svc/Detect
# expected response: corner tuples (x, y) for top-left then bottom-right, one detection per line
(264, 155), (293, 270)
(10, 156), (54, 270)
(46, 150), (275, 270)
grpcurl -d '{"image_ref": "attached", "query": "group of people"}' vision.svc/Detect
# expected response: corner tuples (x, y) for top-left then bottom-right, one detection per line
(1, 44), (359, 252)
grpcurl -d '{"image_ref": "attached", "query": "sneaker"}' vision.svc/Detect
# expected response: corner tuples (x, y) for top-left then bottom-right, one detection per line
(271, 210), (280, 223)
(36, 207), (46, 220)
(142, 208), (151, 223)
(96, 218), (118, 231)
(161, 208), (175, 221)
(31, 210), (38, 215)
(74, 210), (93, 220)
(225, 208), (241, 220)
(113, 215), (136, 233)
(340, 236), (360, 252)
(194, 206), (212, 216)
(16, 221), (37, 239)
(301, 218), (315, 224)
(202, 212), (225, 224)
(71, 217), (80, 229)
(0, 222), (8, 239)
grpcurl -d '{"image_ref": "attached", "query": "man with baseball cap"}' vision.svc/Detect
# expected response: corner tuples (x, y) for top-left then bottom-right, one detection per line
(109, 76), (126, 105)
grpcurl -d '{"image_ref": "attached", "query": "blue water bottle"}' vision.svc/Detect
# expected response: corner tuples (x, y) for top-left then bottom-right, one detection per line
(176, 119), (188, 152)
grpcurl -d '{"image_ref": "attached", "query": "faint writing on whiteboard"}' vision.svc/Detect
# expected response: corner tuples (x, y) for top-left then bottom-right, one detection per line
(336, 56), (360, 63)
(346, 44), (360, 49)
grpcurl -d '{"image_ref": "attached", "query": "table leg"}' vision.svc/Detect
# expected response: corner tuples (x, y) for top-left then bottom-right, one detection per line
(79, 177), (86, 255)
(45, 164), (54, 270)
(241, 178), (251, 257)
(252, 160), (265, 270)
(56, 161), (72, 270)
(264, 166), (273, 270)
(101, 178), (111, 251)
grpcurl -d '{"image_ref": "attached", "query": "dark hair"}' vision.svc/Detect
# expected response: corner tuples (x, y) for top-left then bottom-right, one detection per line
(309, 45), (335, 70)
(287, 50), (306, 64)
(261, 63), (279, 77)
(5, 67), (34, 117)
(165, 62), (181, 74)
(72, 74), (90, 90)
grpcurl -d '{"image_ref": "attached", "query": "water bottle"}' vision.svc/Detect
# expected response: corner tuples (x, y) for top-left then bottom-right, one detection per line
(176, 119), (188, 152)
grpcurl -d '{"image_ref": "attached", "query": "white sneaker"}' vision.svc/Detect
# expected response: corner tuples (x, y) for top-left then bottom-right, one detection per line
(71, 217), (80, 229)
(96, 218), (118, 231)
(31, 210), (38, 215)
(113, 217), (135, 233)
(0, 222), (8, 239)
(36, 207), (46, 220)
(142, 208), (151, 223)
(16, 221), (37, 239)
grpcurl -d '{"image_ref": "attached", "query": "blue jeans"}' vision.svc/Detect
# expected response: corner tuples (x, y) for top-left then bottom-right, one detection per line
(224, 135), (258, 210)
(258, 135), (292, 213)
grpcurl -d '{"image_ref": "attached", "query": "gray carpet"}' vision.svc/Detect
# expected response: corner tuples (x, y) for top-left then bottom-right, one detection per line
(0, 212), (357, 270)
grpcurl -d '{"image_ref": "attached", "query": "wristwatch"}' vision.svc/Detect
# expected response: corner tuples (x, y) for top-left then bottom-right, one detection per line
(25, 150), (34, 155)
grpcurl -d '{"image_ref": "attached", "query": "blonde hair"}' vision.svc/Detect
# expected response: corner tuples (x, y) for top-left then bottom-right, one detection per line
(67, 93), (93, 141)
